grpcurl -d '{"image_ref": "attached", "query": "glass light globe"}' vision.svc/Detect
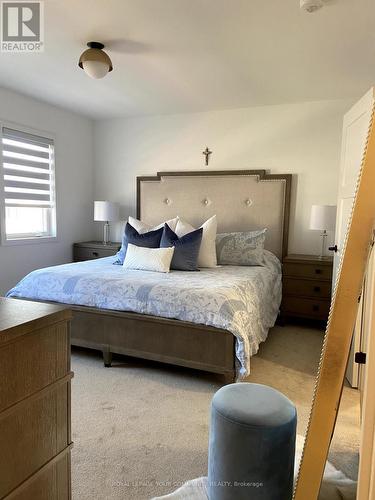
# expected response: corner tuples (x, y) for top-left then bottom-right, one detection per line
(82, 59), (110, 79)
(78, 42), (113, 79)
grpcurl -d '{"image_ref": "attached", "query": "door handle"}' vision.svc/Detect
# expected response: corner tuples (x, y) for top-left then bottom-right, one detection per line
(328, 245), (338, 252)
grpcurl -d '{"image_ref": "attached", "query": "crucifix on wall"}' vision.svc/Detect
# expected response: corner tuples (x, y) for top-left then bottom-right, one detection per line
(202, 147), (212, 166)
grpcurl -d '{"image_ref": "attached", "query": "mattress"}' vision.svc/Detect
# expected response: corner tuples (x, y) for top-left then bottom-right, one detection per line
(6, 250), (282, 378)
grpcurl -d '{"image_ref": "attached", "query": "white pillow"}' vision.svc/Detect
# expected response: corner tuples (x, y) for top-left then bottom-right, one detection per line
(175, 215), (217, 268)
(128, 216), (178, 234)
(123, 243), (175, 273)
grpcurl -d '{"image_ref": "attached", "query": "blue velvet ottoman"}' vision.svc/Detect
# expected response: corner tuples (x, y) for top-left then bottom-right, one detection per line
(208, 383), (297, 500)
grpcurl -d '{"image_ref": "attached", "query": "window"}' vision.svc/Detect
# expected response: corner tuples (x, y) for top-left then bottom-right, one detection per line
(0, 126), (56, 243)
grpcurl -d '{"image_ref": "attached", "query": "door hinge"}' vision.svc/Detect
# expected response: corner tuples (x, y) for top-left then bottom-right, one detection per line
(355, 351), (367, 364)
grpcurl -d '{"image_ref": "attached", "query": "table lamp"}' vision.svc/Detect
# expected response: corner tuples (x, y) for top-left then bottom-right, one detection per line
(309, 204), (336, 259)
(94, 201), (119, 245)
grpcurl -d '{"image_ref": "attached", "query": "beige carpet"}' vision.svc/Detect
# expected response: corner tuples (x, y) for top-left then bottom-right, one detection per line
(71, 324), (360, 500)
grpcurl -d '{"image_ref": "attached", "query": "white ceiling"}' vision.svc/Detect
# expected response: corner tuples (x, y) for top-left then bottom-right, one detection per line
(0, 0), (374, 119)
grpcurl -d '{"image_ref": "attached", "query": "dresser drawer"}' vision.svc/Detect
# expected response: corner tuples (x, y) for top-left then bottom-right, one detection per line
(9, 453), (70, 500)
(283, 262), (332, 281)
(0, 323), (68, 411)
(282, 296), (331, 320)
(73, 246), (117, 262)
(0, 384), (69, 498)
(283, 278), (332, 299)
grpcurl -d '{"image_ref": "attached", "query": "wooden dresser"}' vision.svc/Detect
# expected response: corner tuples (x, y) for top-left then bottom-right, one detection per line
(73, 241), (121, 262)
(0, 298), (72, 500)
(281, 254), (333, 322)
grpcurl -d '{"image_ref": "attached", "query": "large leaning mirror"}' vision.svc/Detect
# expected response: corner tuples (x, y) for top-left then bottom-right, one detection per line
(295, 90), (375, 498)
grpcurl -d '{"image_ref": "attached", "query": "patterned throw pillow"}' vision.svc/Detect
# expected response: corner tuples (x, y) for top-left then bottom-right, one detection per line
(216, 229), (267, 266)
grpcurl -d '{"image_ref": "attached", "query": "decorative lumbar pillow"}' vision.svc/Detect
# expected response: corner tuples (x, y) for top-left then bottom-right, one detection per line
(128, 216), (178, 234)
(160, 224), (203, 271)
(114, 223), (164, 265)
(216, 229), (267, 266)
(123, 243), (174, 273)
(175, 215), (217, 268)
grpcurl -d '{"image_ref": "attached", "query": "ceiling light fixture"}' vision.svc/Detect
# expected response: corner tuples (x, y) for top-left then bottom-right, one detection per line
(78, 42), (113, 79)
(300, 0), (324, 13)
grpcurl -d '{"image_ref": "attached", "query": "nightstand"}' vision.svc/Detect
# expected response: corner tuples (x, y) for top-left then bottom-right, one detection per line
(73, 241), (121, 262)
(281, 254), (333, 322)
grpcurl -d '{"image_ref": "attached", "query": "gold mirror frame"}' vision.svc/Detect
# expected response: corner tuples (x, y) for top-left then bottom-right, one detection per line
(294, 104), (375, 498)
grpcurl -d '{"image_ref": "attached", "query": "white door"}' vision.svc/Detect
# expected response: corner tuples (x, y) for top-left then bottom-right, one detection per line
(357, 234), (375, 500)
(334, 87), (374, 387)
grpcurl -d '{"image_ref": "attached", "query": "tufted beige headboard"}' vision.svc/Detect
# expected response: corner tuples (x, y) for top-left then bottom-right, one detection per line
(137, 170), (291, 259)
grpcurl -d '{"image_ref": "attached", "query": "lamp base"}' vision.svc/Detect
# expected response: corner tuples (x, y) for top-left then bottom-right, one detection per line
(103, 222), (111, 245)
(318, 230), (327, 259)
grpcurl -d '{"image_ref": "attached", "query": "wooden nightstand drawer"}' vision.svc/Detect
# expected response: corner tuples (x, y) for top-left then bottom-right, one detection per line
(283, 278), (331, 299)
(283, 262), (332, 281)
(282, 297), (331, 320)
(74, 246), (117, 262)
(281, 254), (333, 322)
(73, 241), (121, 262)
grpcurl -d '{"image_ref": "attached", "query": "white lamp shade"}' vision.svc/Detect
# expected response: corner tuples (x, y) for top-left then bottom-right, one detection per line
(309, 204), (336, 231)
(94, 201), (119, 222)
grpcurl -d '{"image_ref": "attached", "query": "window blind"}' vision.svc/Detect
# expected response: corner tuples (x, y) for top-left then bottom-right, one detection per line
(1, 127), (55, 209)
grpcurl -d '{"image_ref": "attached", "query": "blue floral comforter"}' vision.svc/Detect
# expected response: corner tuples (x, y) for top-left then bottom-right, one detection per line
(6, 251), (281, 378)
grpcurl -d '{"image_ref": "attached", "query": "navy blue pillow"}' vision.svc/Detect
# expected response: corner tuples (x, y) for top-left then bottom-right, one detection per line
(114, 223), (164, 265)
(160, 224), (203, 271)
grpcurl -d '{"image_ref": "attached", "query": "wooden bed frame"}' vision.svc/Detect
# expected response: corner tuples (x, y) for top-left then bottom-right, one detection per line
(69, 169), (291, 382)
(70, 305), (236, 382)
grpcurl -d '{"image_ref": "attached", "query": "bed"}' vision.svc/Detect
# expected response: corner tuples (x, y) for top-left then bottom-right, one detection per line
(7, 169), (291, 382)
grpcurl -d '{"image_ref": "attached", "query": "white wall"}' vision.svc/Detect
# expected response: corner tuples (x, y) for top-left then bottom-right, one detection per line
(0, 95), (350, 295)
(0, 87), (94, 294)
(94, 99), (351, 255)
